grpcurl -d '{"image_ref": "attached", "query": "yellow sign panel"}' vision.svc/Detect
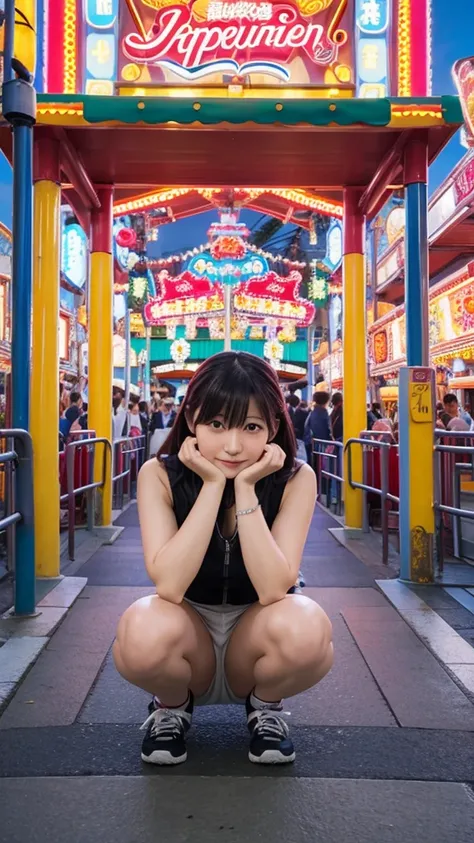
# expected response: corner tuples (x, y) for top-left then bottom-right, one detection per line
(410, 383), (433, 423)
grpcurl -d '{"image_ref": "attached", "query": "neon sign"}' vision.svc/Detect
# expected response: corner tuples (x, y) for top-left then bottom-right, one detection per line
(120, 0), (353, 86)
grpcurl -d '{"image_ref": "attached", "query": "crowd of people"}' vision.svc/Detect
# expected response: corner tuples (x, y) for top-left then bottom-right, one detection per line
(59, 376), (472, 458)
(436, 393), (473, 432)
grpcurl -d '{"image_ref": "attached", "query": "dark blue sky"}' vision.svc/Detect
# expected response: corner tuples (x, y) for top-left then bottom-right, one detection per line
(0, 0), (472, 237)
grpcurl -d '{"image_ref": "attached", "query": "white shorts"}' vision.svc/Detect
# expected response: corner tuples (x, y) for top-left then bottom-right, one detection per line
(185, 599), (252, 706)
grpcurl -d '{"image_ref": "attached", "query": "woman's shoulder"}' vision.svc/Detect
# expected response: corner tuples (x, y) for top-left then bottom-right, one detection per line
(281, 460), (316, 502)
(138, 457), (173, 502)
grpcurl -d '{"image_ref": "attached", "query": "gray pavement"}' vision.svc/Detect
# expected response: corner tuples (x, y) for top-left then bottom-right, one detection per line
(1, 503), (474, 843)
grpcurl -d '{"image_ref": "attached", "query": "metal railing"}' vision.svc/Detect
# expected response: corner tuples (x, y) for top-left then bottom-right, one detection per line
(112, 435), (147, 510)
(312, 438), (344, 515)
(346, 435), (400, 565)
(434, 430), (474, 572)
(0, 429), (35, 615)
(60, 437), (112, 561)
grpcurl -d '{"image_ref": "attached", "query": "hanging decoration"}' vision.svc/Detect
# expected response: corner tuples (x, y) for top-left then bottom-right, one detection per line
(115, 227), (137, 249)
(308, 261), (329, 306)
(264, 339), (284, 370)
(170, 338), (191, 365)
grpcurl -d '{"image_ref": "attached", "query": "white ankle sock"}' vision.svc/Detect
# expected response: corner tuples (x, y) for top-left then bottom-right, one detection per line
(154, 692), (190, 711)
(250, 690), (282, 710)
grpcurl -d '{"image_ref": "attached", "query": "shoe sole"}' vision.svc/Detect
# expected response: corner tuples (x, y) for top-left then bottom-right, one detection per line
(248, 750), (296, 764)
(141, 750), (187, 766)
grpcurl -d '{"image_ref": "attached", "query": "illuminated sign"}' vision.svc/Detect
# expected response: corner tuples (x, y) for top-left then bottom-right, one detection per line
(453, 56), (474, 143)
(62, 224), (88, 288)
(355, 0), (389, 97)
(120, 0), (354, 86)
(325, 219), (342, 271)
(356, 0), (389, 35)
(85, 0), (119, 94)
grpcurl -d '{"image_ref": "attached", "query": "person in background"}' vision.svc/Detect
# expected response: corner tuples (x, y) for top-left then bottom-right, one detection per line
(461, 403), (473, 427)
(330, 393), (343, 442)
(286, 394), (308, 462)
(122, 401), (148, 438)
(447, 416), (469, 432)
(436, 401), (444, 428)
(80, 402), (88, 431)
(149, 398), (177, 456)
(138, 400), (150, 433)
(371, 402), (382, 421)
(372, 419), (395, 443)
(150, 397), (177, 434)
(59, 391), (83, 440)
(303, 392), (332, 466)
(113, 392), (127, 441)
(440, 394), (459, 429)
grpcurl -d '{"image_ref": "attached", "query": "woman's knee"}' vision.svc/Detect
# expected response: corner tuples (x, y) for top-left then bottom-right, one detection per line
(263, 596), (333, 669)
(113, 595), (190, 677)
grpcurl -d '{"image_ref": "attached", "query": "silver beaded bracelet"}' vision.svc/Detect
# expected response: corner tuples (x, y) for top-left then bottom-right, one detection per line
(236, 503), (261, 518)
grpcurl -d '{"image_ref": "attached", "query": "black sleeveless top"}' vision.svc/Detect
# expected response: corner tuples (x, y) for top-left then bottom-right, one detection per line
(164, 454), (296, 606)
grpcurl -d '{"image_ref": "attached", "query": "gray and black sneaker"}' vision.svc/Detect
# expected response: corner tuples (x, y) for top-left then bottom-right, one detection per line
(140, 692), (194, 765)
(246, 695), (295, 764)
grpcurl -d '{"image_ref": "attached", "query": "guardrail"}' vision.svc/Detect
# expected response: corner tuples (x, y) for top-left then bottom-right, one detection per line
(112, 435), (147, 510)
(60, 437), (112, 561)
(346, 435), (400, 565)
(434, 430), (474, 572)
(312, 438), (344, 516)
(0, 429), (35, 615)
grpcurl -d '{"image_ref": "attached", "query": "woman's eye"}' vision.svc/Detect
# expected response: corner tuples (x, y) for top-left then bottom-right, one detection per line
(246, 423), (262, 432)
(210, 420), (224, 429)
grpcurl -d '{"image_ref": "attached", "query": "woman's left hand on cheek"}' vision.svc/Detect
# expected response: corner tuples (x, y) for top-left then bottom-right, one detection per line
(235, 443), (285, 487)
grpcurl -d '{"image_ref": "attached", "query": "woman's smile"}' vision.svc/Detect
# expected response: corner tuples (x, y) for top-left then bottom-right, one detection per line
(217, 458), (247, 469)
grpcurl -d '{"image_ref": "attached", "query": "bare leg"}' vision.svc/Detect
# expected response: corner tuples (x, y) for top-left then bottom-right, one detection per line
(225, 594), (333, 702)
(113, 595), (216, 707)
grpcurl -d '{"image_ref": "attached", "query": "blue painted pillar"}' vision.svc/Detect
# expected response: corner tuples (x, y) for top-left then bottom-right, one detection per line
(2, 0), (37, 614)
(11, 125), (34, 431)
(398, 135), (435, 584)
(404, 136), (429, 367)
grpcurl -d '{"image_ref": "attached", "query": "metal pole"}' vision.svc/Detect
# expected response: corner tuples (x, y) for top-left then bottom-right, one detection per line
(224, 285), (232, 351)
(327, 303), (333, 395)
(380, 445), (389, 565)
(11, 131), (34, 430)
(11, 430), (36, 616)
(124, 294), (131, 401)
(404, 138), (429, 367)
(307, 324), (315, 398)
(2, 1), (37, 614)
(145, 326), (151, 401)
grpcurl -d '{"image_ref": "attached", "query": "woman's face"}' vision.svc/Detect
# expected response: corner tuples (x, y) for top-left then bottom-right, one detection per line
(193, 396), (273, 479)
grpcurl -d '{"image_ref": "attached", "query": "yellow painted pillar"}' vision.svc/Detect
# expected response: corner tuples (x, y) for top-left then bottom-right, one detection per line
(30, 137), (61, 577)
(343, 188), (367, 530)
(88, 187), (113, 525)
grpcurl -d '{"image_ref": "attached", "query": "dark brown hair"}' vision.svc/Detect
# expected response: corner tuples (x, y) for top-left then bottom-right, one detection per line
(158, 351), (296, 476)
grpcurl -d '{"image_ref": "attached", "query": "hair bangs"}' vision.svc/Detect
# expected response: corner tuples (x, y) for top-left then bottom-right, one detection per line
(194, 364), (270, 430)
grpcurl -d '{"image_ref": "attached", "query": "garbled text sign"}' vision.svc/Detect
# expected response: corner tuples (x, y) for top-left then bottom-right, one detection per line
(120, 0), (354, 86)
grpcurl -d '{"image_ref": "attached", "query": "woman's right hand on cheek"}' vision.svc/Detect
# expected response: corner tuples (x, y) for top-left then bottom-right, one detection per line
(178, 437), (226, 486)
